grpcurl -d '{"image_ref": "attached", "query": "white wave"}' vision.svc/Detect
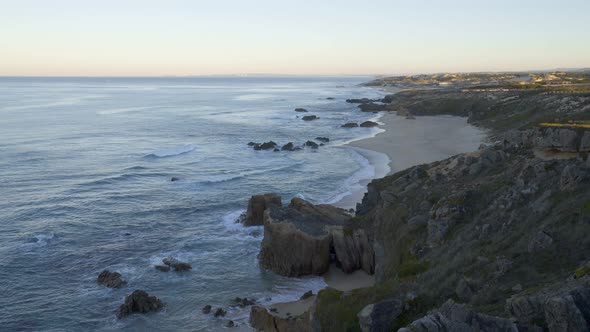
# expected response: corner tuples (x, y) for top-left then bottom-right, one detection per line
(146, 144), (196, 158)
(20, 232), (56, 250)
(97, 106), (154, 115)
(233, 94), (275, 101)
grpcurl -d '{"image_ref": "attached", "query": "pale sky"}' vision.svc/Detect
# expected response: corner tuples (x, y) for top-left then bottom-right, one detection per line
(1, 0), (589, 76)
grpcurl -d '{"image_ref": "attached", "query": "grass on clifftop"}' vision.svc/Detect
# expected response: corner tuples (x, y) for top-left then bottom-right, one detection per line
(538, 122), (590, 129)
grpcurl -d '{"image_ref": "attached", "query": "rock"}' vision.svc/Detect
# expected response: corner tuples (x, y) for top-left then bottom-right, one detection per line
(226, 320), (235, 327)
(154, 265), (170, 272)
(231, 297), (256, 307)
(250, 305), (312, 332)
(305, 141), (319, 149)
(247, 142), (260, 146)
(560, 164), (586, 191)
(341, 122), (359, 128)
(331, 227), (374, 274)
(254, 141), (278, 150)
(170, 177), (179, 182)
(358, 298), (403, 332)
(528, 231), (554, 253)
(273, 148), (280, 152)
(381, 95), (395, 103)
(162, 257), (192, 271)
(97, 270), (126, 288)
(580, 132), (590, 152)
(116, 290), (164, 319)
(358, 103), (386, 112)
(360, 121), (379, 128)
(202, 305), (212, 314)
(315, 137), (330, 142)
(346, 98), (373, 103)
(302, 115), (319, 121)
(258, 198), (351, 277)
(214, 307), (226, 317)
(455, 277), (474, 302)
(281, 142), (295, 151)
(535, 128), (578, 152)
(300, 290), (313, 300)
(326, 97), (335, 100)
(294, 108), (308, 112)
(401, 299), (518, 331)
(244, 193), (282, 226)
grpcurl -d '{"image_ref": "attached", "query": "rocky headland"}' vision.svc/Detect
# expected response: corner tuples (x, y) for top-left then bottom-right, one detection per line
(246, 73), (590, 331)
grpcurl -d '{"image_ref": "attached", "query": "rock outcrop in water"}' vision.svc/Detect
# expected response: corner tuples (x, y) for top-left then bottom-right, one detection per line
(302, 115), (319, 121)
(244, 193), (282, 226)
(342, 122), (359, 128)
(97, 270), (126, 288)
(294, 108), (308, 112)
(257, 197), (373, 277)
(360, 121), (379, 128)
(116, 290), (164, 319)
(162, 257), (192, 271)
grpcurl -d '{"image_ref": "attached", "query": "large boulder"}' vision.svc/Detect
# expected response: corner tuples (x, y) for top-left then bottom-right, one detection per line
(294, 108), (308, 112)
(162, 257), (192, 271)
(245, 194), (282, 226)
(254, 141), (278, 150)
(358, 298), (403, 332)
(97, 270), (126, 288)
(259, 198), (351, 277)
(305, 141), (319, 149)
(281, 142), (295, 151)
(342, 122), (359, 128)
(116, 290), (164, 319)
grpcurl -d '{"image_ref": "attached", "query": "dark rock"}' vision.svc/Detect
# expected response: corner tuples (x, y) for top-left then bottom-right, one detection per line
(341, 122), (359, 128)
(214, 307), (226, 317)
(358, 103), (386, 112)
(116, 290), (164, 319)
(360, 121), (379, 128)
(247, 142), (259, 146)
(305, 141), (319, 149)
(300, 290), (313, 300)
(97, 270), (126, 288)
(346, 98), (373, 103)
(273, 148), (280, 152)
(358, 298), (404, 332)
(162, 257), (192, 271)
(315, 137), (330, 142)
(202, 305), (212, 314)
(244, 193), (282, 226)
(155, 265), (170, 272)
(302, 115), (319, 121)
(232, 297), (256, 307)
(170, 177), (179, 182)
(381, 94), (395, 103)
(225, 320), (235, 327)
(527, 231), (553, 253)
(294, 108), (308, 112)
(326, 97), (335, 100)
(281, 142), (295, 151)
(254, 141), (278, 150)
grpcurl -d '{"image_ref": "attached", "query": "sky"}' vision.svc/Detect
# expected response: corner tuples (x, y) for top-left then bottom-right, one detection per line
(1, 0), (589, 76)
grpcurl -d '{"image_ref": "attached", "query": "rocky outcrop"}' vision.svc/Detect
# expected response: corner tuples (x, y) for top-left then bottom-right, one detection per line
(331, 227), (374, 274)
(116, 290), (164, 319)
(399, 300), (518, 332)
(302, 115), (319, 121)
(97, 270), (126, 288)
(245, 193), (282, 226)
(281, 142), (295, 151)
(162, 257), (192, 271)
(258, 197), (372, 277)
(360, 121), (379, 128)
(295, 108), (308, 112)
(359, 103), (386, 112)
(535, 128), (578, 152)
(305, 141), (319, 149)
(253, 141), (278, 150)
(358, 298), (403, 332)
(342, 122), (359, 128)
(346, 98), (375, 104)
(250, 305), (312, 332)
(316, 137), (330, 142)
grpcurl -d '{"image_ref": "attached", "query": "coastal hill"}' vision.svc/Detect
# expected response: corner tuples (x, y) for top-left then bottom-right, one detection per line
(248, 72), (590, 331)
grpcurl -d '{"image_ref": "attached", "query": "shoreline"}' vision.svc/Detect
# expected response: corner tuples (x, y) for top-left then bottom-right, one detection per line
(347, 112), (487, 175)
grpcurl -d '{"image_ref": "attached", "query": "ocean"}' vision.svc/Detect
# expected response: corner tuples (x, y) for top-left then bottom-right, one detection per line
(0, 76), (386, 331)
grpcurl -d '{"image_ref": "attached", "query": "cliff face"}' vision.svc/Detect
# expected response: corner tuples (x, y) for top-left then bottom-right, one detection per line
(312, 88), (590, 331)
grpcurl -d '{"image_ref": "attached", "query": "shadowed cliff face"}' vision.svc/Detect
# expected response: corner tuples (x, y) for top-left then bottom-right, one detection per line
(311, 87), (590, 332)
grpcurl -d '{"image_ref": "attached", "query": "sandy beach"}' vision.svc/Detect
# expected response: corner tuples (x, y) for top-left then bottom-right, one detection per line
(348, 112), (487, 174)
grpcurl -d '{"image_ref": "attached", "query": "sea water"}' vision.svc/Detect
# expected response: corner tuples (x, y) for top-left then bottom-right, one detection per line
(0, 76), (385, 331)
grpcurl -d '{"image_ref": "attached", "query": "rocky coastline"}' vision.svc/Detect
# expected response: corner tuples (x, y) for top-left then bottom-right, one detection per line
(244, 77), (590, 331)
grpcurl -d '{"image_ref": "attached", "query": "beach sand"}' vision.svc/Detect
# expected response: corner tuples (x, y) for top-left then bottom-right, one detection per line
(349, 112), (487, 174)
